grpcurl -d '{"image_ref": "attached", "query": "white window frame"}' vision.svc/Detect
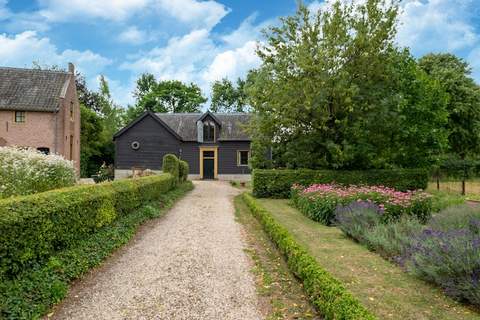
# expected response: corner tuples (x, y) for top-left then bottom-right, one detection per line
(237, 150), (250, 167)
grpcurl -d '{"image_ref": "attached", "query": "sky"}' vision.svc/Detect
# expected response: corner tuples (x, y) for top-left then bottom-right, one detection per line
(0, 0), (480, 108)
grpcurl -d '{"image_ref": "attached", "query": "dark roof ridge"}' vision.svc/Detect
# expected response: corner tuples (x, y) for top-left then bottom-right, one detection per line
(0, 66), (71, 75)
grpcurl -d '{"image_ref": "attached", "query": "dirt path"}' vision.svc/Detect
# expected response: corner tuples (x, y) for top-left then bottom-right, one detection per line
(50, 181), (261, 320)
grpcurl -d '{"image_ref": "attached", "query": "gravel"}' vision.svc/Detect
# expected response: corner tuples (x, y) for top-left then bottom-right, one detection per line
(50, 181), (262, 320)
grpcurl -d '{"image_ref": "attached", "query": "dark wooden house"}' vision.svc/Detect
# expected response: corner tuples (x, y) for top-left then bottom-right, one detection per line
(113, 111), (252, 180)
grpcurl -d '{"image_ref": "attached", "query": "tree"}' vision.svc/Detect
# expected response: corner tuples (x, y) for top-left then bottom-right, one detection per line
(419, 53), (480, 193)
(80, 104), (104, 177)
(124, 75), (207, 124)
(246, 1), (448, 170)
(210, 78), (248, 112)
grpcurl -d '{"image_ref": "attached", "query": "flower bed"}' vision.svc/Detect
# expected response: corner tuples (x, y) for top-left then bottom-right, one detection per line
(291, 183), (432, 225)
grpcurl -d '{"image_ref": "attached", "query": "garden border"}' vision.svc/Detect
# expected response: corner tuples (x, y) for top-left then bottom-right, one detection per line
(241, 193), (376, 320)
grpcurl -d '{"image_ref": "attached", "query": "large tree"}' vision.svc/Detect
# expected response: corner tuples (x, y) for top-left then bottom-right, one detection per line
(247, 1), (448, 170)
(126, 74), (207, 122)
(210, 78), (248, 112)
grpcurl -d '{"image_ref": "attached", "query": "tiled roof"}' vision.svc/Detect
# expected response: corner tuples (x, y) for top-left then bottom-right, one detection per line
(156, 112), (251, 141)
(0, 67), (71, 112)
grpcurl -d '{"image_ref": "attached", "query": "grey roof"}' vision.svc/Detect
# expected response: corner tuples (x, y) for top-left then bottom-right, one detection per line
(0, 67), (71, 112)
(156, 112), (251, 141)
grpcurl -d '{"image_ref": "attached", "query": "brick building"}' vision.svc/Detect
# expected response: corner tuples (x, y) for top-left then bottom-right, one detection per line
(0, 63), (81, 173)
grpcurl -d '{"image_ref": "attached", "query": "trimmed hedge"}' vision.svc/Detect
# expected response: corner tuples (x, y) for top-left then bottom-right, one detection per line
(162, 154), (180, 183)
(242, 193), (375, 320)
(179, 160), (189, 182)
(0, 182), (193, 319)
(253, 169), (429, 198)
(0, 174), (175, 279)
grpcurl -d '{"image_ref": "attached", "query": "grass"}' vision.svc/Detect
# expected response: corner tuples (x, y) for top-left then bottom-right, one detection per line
(428, 180), (480, 201)
(429, 189), (466, 212)
(257, 198), (480, 320)
(234, 196), (320, 320)
(0, 182), (194, 320)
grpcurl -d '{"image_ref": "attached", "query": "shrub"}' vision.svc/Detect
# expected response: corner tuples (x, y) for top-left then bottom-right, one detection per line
(0, 147), (76, 198)
(292, 184), (432, 225)
(242, 193), (375, 320)
(92, 163), (114, 183)
(334, 201), (383, 242)
(0, 174), (175, 279)
(162, 154), (179, 182)
(252, 168), (429, 198)
(0, 182), (193, 319)
(178, 160), (189, 182)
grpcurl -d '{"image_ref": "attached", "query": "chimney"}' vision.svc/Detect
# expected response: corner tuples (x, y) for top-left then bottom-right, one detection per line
(68, 62), (75, 73)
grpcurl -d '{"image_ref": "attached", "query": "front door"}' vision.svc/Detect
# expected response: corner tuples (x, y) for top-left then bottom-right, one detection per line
(200, 148), (217, 179)
(203, 158), (215, 179)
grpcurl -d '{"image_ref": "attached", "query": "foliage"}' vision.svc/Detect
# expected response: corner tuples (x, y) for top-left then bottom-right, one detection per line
(78, 75), (125, 178)
(210, 78), (249, 113)
(178, 160), (189, 182)
(0, 147), (76, 199)
(405, 207), (480, 306)
(334, 201), (383, 242)
(429, 190), (466, 212)
(242, 193), (375, 320)
(0, 174), (176, 280)
(0, 182), (193, 319)
(125, 74), (207, 123)
(92, 163), (114, 183)
(252, 168), (429, 198)
(419, 53), (480, 160)
(162, 154), (180, 183)
(246, 1), (448, 170)
(291, 184), (432, 225)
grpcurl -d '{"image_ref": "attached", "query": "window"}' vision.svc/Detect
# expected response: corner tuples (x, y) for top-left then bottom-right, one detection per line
(37, 147), (50, 155)
(237, 150), (250, 166)
(70, 102), (74, 121)
(203, 121), (215, 142)
(69, 135), (73, 160)
(14, 111), (25, 123)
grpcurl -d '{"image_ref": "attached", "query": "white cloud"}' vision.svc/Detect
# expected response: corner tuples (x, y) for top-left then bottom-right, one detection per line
(0, 31), (111, 76)
(38, 0), (149, 22)
(396, 0), (478, 55)
(203, 41), (260, 83)
(118, 26), (148, 44)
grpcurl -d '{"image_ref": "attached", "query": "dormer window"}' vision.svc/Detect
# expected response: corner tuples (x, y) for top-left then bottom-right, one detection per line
(203, 121), (215, 142)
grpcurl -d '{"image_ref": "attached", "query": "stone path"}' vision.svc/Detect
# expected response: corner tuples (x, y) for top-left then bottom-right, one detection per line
(51, 181), (261, 320)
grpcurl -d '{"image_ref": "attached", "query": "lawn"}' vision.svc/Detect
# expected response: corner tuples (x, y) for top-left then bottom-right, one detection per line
(257, 198), (480, 320)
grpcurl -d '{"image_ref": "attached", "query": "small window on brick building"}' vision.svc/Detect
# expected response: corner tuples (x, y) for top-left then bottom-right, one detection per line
(37, 147), (50, 155)
(14, 111), (25, 123)
(70, 102), (74, 121)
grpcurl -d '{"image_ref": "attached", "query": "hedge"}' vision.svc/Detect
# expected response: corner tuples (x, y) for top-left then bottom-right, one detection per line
(163, 154), (180, 183)
(0, 174), (176, 279)
(252, 168), (429, 198)
(242, 193), (376, 320)
(179, 160), (189, 182)
(0, 182), (193, 319)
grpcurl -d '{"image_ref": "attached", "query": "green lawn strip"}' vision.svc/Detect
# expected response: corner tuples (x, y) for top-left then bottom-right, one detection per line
(0, 182), (193, 320)
(242, 193), (374, 320)
(257, 198), (480, 320)
(234, 195), (319, 320)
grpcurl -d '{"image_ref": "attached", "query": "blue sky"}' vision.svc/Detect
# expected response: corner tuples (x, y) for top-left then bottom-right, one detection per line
(0, 0), (479, 108)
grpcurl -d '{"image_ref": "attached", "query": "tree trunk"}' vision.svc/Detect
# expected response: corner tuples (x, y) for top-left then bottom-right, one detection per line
(436, 175), (440, 190)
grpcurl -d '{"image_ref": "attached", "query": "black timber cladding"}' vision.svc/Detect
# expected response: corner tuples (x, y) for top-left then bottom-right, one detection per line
(114, 112), (252, 174)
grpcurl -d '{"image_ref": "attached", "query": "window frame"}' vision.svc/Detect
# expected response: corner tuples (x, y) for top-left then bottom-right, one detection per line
(237, 150), (250, 167)
(14, 111), (26, 123)
(70, 101), (74, 121)
(203, 121), (215, 142)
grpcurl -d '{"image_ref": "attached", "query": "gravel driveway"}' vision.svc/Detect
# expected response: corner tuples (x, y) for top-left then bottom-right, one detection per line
(50, 181), (261, 320)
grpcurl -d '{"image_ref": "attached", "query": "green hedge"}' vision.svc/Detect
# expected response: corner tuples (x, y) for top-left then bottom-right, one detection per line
(179, 160), (189, 182)
(0, 174), (175, 279)
(162, 154), (180, 183)
(0, 182), (193, 319)
(242, 193), (375, 320)
(253, 169), (429, 198)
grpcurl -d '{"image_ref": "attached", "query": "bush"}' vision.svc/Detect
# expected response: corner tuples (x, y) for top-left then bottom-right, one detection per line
(162, 154), (179, 182)
(0, 147), (76, 198)
(92, 163), (114, 183)
(253, 168), (429, 198)
(0, 182), (193, 319)
(242, 193), (375, 320)
(178, 160), (189, 182)
(334, 201), (383, 243)
(0, 174), (175, 279)
(292, 184), (432, 225)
